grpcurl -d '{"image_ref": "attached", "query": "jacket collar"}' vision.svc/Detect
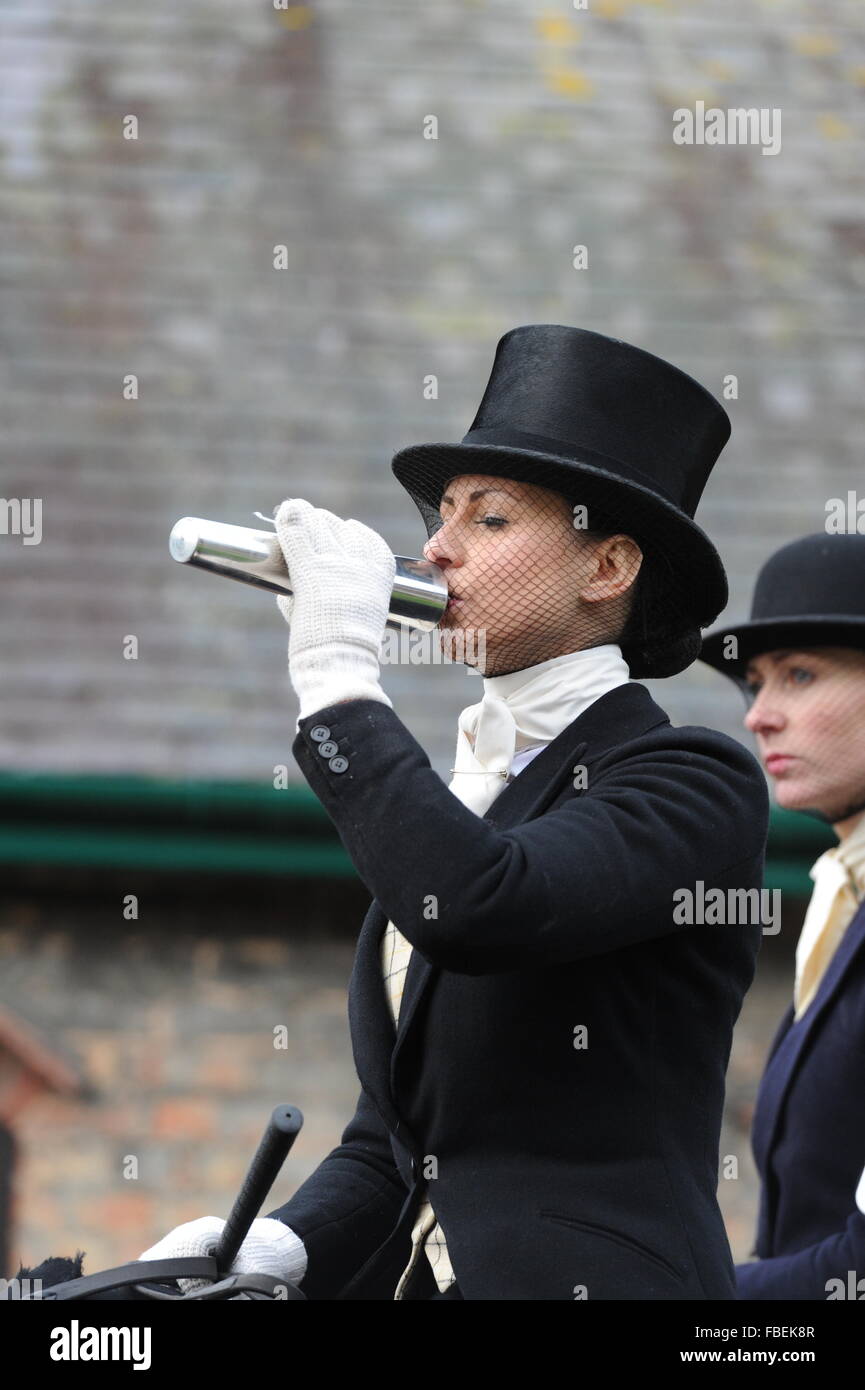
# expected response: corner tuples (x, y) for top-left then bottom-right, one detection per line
(481, 680), (669, 832)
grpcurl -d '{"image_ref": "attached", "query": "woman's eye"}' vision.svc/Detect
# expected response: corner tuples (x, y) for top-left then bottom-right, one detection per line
(476, 515), (507, 527)
(789, 667), (813, 685)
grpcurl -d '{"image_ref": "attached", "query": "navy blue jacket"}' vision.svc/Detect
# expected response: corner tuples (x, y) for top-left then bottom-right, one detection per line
(736, 899), (865, 1300)
(267, 682), (768, 1299)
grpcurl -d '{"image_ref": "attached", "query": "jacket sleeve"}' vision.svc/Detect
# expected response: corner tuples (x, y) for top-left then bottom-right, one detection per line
(736, 1208), (865, 1300)
(265, 1084), (409, 1300)
(291, 698), (768, 975)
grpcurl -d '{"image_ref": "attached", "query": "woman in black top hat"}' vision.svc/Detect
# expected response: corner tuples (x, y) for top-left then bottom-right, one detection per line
(141, 325), (769, 1300)
(700, 533), (865, 1300)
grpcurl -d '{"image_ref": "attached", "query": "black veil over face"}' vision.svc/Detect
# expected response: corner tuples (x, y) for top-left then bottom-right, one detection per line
(415, 469), (705, 680)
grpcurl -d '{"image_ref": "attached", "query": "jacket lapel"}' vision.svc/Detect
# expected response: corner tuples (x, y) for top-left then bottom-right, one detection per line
(752, 898), (865, 1177)
(347, 682), (670, 1139)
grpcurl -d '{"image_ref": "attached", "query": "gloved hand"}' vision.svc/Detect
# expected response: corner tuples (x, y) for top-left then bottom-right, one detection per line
(138, 1215), (307, 1293)
(273, 498), (396, 727)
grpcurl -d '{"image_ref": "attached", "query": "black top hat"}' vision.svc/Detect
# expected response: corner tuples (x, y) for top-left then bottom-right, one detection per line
(391, 324), (732, 678)
(700, 533), (865, 685)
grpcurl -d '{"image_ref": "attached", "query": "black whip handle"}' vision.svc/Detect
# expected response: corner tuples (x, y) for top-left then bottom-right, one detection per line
(213, 1104), (303, 1275)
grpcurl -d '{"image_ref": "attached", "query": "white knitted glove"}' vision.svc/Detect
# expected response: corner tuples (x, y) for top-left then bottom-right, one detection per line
(273, 498), (396, 726)
(138, 1215), (307, 1293)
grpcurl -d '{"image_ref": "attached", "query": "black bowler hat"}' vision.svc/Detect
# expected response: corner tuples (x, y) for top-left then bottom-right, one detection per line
(391, 324), (732, 677)
(700, 533), (865, 685)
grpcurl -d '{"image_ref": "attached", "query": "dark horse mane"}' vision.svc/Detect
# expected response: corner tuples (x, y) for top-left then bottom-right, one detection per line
(12, 1253), (86, 1287)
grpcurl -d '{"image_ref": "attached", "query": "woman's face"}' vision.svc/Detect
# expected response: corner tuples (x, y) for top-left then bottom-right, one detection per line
(743, 647), (865, 836)
(422, 473), (641, 676)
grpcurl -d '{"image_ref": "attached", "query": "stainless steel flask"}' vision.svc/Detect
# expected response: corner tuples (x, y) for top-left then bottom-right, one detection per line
(169, 516), (448, 631)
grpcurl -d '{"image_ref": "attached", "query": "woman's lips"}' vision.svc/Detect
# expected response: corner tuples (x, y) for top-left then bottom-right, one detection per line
(765, 754), (796, 774)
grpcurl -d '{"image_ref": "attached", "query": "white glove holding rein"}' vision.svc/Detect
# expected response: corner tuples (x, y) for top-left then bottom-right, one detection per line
(138, 1215), (307, 1293)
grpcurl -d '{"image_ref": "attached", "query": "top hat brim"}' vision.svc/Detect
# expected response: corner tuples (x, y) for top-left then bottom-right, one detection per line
(700, 615), (865, 683)
(391, 441), (729, 628)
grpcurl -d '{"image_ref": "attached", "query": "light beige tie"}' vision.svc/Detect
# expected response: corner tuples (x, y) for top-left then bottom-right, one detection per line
(794, 851), (862, 1020)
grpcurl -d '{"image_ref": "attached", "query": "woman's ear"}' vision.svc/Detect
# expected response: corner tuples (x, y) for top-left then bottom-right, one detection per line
(580, 535), (643, 604)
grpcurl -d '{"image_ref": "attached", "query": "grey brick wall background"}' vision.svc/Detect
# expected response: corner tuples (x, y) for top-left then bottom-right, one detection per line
(1, 0), (862, 782)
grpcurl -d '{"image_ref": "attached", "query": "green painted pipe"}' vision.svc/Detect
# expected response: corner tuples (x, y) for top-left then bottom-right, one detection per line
(0, 770), (838, 884)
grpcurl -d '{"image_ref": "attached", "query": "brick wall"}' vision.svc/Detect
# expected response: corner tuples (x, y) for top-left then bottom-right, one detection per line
(2, 880), (370, 1274)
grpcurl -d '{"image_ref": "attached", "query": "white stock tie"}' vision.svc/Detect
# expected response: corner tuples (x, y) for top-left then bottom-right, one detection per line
(448, 692), (519, 816)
